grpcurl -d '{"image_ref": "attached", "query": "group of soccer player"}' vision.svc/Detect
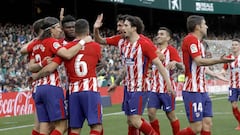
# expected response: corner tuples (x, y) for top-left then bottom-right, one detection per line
(19, 7), (240, 135)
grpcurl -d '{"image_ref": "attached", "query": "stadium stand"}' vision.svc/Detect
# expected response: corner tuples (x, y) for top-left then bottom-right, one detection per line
(0, 22), (237, 93)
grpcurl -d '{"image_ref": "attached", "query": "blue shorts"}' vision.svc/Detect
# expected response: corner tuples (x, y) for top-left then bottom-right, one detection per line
(64, 89), (69, 118)
(182, 91), (213, 122)
(122, 86), (127, 112)
(228, 87), (240, 102)
(68, 91), (102, 128)
(32, 92), (36, 101)
(35, 85), (66, 122)
(123, 91), (149, 116)
(147, 92), (175, 112)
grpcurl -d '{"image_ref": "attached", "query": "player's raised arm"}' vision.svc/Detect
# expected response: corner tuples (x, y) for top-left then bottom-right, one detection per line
(93, 13), (107, 44)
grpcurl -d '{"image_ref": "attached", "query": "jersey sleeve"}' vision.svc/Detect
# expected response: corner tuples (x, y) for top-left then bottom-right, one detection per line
(169, 46), (181, 62)
(64, 41), (78, 49)
(27, 41), (35, 53)
(87, 42), (102, 61)
(106, 35), (121, 47)
(141, 39), (158, 62)
(95, 43), (102, 61)
(52, 56), (63, 65)
(49, 38), (63, 54)
(185, 36), (201, 59)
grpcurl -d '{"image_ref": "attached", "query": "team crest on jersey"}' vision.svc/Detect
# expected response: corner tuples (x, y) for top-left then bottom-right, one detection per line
(190, 44), (198, 53)
(125, 58), (134, 65)
(53, 42), (61, 49)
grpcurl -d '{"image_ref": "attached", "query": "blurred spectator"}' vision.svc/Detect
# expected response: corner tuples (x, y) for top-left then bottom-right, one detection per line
(0, 22), (238, 91)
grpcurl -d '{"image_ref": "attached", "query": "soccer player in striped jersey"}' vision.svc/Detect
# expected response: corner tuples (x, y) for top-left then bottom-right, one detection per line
(31, 18), (102, 135)
(177, 15), (234, 135)
(62, 18), (103, 135)
(220, 38), (240, 131)
(147, 27), (182, 135)
(94, 13), (128, 111)
(20, 18), (57, 135)
(29, 16), (91, 135)
(94, 13), (157, 135)
(119, 15), (174, 135)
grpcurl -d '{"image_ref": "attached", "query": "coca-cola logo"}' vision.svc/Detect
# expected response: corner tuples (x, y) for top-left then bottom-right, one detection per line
(0, 92), (34, 117)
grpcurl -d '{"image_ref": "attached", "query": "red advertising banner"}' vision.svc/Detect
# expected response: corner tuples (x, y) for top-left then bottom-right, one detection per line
(0, 87), (124, 118)
(0, 91), (35, 117)
(0, 84), (193, 117)
(99, 86), (124, 104)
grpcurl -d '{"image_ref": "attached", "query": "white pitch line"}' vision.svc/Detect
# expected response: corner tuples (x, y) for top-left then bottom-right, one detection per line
(0, 124), (34, 131)
(0, 95), (229, 131)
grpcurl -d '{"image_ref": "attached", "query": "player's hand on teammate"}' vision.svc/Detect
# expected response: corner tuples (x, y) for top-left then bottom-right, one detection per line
(220, 54), (235, 63)
(44, 56), (53, 65)
(27, 76), (33, 85)
(156, 50), (165, 61)
(146, 67), (153, 78)
(31, 73), (38, 81)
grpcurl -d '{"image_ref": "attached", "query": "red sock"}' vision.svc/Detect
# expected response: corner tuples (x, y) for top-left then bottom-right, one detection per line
(177, 127), (195, 135)
(171, 119), (180, 135)
(150, 119), (160, 135)
(32, 129), (39, 135)
(232, 107), (240, 123)
(68, 128), (71, 135)
(139, 120), (157, 135)
(200, 130), (211, 135)
(101, 128), (104, 135)
(90, 130), (101, 135)
(128, 126), (141, 135)
(69, 132), (78, 135)
(50, 129), (61, 135)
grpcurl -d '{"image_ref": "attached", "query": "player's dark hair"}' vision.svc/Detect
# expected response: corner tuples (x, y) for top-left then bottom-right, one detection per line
(232, 38), (240, 43)
(41, 17), (59, 30)
(32, 18), (44, 37)
(116, 14), (129, 22)
(187, 15), (204, 33)
(75, 18), (89, 35)
(61, 15), (76, 26)
(40, 17), (60, 40)
(159, 27), (172, 38)
(125, 15), (145, 34)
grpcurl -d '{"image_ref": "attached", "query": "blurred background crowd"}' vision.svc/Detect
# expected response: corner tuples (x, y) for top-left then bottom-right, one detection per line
(0, 22), (238, 93)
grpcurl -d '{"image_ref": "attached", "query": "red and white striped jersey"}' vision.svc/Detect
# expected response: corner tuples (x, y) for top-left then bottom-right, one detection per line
(27, 39), (38, 93)
(182, 34), (207, 93)
(63, 40), (101, 93)
(106, 35), (127, 85)
(223, 54), (240, 88)
(31, 37), (62, 87)
(106, 34), (122, 47)
(120, 36), (158, 92)
(150, 45), (181, 93)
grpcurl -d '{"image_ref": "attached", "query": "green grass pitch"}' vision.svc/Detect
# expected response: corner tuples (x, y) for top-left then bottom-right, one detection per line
(0, 94), (239, 135)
